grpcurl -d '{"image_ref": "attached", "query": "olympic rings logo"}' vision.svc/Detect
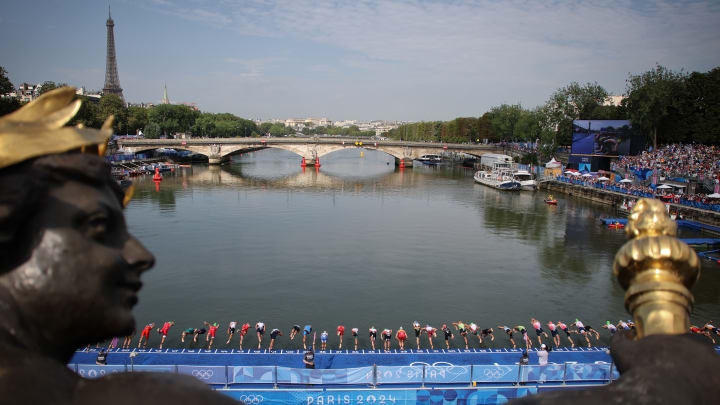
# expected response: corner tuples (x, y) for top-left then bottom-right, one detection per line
(191, 369), (215, 379)
(238, 394), (264, 404)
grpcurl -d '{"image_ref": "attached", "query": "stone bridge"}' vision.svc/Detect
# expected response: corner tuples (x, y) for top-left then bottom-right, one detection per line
(117, 137), (505, 166)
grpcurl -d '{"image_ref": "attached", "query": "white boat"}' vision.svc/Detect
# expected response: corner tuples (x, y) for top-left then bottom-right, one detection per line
(473, 169), (521, 190)
(512, 170), (537, 190)
(417, 154), (442, 165)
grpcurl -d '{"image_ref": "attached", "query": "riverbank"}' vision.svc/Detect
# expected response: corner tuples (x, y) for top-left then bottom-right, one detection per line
(541, 180), (720, 230)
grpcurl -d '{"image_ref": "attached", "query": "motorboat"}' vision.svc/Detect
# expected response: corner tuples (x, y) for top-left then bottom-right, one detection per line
(512, 170), (537, 190)
(473, 169), (521, 190)
(544, 198), (558, 205)
(417, 154), (443, 165)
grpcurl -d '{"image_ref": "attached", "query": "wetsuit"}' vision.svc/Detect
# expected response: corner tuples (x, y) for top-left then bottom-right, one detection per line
(292, 325), (301, 334)
(547, 322), (558, 337)
(382, 330), (392, 341)
(159, 322), (172, 336)
(557, 323), (570, 336)
(303, 325), (312, 336)
(481, 328), (493, 337)
(351, 328), (358, 337)
(532, 321), (544, 336)
(337, 325), (345, 336)
(228, 321), (237, 334)
(457, 322), (467, 336)
(141, 324), (153, 339)
(469, 323), (479, 335)
(241, 323), (250, 336)
(271, 329), (281, 339)
(397, 329), (407, 341)
(256, 322), (265, 335)
(503, 327), (513, 337)
(320, 332), (328, 342)
(443, 328), (453, 340)
(426, 326), (435, 337)
(369, 328), (377, 339)
(208, 324), (218, 338)
(413, 322), (422, 338)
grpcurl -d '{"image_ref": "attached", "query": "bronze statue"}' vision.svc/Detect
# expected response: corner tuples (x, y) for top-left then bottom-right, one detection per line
(0, 88), (237, 404)
(513, 199), (720, 403)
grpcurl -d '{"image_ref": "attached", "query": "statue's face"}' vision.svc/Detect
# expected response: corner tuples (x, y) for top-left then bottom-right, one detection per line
(9, 178), (153, 343)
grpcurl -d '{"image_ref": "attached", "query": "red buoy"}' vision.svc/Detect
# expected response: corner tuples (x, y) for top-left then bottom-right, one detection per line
(301, 157), (307, 167)
(315, 157), (321, 168)
(399, 159), (405, 169)
(152, 167), (162, 181)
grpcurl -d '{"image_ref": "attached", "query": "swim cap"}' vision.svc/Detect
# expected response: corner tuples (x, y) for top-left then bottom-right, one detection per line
(606, 321), (611, 325)
(575, 319), (579, 322)
(540, 344), (546, 349)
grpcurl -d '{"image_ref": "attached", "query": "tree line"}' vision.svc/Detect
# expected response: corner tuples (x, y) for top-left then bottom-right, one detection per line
(385, 65), (720, 158)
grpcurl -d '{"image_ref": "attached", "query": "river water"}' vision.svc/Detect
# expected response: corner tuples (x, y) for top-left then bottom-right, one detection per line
(126, 148), (720, 349)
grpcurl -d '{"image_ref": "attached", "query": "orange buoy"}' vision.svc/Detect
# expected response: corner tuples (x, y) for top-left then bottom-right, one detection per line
(301, 157), (307, 167)
(315, 157), (321, 168)
(399, 159), (405, 169)
(152, 167), (162, 181)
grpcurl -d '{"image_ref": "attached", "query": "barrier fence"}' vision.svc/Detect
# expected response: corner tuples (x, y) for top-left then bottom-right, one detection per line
(68, 362), (618, 386)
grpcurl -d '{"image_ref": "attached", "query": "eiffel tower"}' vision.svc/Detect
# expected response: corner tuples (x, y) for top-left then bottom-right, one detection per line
(103, 6), (124, 100)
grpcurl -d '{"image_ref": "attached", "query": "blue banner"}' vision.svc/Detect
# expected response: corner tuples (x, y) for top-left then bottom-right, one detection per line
(424, 365), (471, 384)
(220, 387), (539, 404)
(232, 366), (275, 384)
(471, 365), (520, 383)
(521, 364), (565, 382)
(375, 365), (424, 384)
(565, 363), (612, 381)
(76, 364), (126, 379)
(276, 367), (374, 385)
(131, 365), (176, 373)
(177, 365), (227, 384)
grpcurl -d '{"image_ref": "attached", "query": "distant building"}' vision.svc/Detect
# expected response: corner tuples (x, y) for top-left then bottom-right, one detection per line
(604, 95), (625, 107)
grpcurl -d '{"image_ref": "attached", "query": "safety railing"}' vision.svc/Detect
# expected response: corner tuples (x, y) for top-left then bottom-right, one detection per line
(67, 362), (619, 387)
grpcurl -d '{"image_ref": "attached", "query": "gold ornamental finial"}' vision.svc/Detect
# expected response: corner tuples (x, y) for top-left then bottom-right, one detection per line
(613, 199), (700, 337)
(0, 87), (113, 169)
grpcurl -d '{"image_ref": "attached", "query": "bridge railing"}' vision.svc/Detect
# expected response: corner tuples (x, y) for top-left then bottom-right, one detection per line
(68, 362), (618, 387)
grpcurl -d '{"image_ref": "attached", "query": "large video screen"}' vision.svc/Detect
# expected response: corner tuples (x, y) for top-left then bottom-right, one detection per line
(572, 120), (633, 156)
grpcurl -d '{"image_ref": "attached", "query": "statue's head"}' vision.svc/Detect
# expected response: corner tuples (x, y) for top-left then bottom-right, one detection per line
(0, 88), (154, 353)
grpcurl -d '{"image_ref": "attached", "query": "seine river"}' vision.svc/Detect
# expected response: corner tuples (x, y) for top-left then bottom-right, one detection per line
(127, 148), (720, 349)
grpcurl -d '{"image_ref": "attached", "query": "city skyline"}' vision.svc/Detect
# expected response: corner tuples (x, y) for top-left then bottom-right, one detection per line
(2, 0), (719, 121)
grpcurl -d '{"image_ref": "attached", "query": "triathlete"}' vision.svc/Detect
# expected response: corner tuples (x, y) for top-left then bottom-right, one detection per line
(269, 328), (283, 350)
(413, 321), (422, 349)
(382, 328), (393, 351)
(469, 322), (481, 345)
(514, 326), (532, 350)
(369, 326), (378, 350)
(442, 324), (454, 349)
(452, 321), (469, 349)
(602, 321), (618, 336)
(572, 319), (591, 348)
(531, 318), (549, 346)
(226, 321), (238, 345)
(425, 325), (437, 349)
(204, 322), (219, 349)
(157, 321), (174, 349)
(626, 320), (636, 329)
(239, 323), (250, 350)
(137, 322), (155, 349)
(302, 325), (312, 350)
(498, 325), (516, 349)
(122, 328), (134, 349)
(617, 320), (631, 331)
(255, 321), (266, 349)
(337, 325), (345, 349)
(181, 327), (206, 344)
(546, 321), (560, 347)
(584, 324), (601, 341)
(556, 321), (574, 348)
(320, 330), (328, 350)
(481, 328), (494, 344)
(351, 328), (359, 350)
(704, 322), (719, 336)
(289, 325), (301, 341)
(396, 327), (408, 350)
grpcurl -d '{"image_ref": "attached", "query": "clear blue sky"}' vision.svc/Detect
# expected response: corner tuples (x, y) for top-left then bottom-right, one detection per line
(2, 0), (719, 121)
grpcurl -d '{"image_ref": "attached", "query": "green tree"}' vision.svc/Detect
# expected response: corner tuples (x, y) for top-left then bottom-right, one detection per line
(144, 122), (162, 139)
(489, 104), (524, 141)
(38, 81), (59, 95)
(69, 96), (102, 128)
(127, 106), (148, 135)
(97, 94), (127, 134)
(259, 122), (272, 135)
(624, 64), (686, 149)
(147, 104), (199, 136)
(544, 82), (609, 146)
(670, 67), (720, 145)
(0, 66), (13, 95)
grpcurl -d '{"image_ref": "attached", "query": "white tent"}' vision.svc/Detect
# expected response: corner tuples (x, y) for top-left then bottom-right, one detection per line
(545, 158), (562, 168)
(564, 170), (575, 175)
(619, 179), (633, 183)
(707, 193), (720, 199)
(656, 184), (672, 190)
(581, 173), (593, 177)
(598, 176), (610, 181)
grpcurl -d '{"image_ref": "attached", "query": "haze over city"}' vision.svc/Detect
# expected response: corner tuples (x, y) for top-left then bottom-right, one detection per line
(2, 0), (720, 121)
